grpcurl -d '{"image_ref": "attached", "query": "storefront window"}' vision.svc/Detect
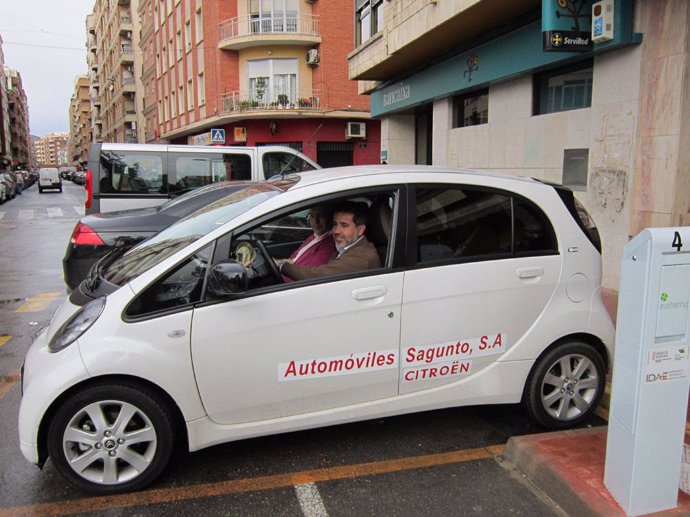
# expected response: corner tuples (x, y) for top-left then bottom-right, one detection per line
(452, 89), (489, 128)
(534, 60), (593, 115)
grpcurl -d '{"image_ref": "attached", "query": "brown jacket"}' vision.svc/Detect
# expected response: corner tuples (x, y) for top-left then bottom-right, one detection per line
(282, 237), (381, 281)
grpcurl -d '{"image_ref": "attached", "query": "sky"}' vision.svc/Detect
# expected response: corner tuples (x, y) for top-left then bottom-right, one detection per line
(0, 1), (95, 137)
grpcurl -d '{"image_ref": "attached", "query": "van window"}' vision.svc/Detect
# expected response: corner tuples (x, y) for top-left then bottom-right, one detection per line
(263, 152), (317, 179)
(168, 152), (251, 194)
(100, 150), (165, 194)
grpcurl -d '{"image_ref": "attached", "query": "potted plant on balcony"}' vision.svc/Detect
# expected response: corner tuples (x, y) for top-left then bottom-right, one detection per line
(277, 94), (289, 109)
(298, 97), (313, 108)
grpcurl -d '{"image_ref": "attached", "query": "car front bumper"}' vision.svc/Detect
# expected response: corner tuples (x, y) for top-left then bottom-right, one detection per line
(18, 328), (90, 465)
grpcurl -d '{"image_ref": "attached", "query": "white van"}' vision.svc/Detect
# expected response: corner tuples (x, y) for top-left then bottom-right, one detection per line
(85, 143), (320, 214)
(38, 168), (62, 193)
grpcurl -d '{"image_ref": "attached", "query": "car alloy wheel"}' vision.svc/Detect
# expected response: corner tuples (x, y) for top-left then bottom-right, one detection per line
(47, 382), (174, 493)
(523, 341), (605, 429)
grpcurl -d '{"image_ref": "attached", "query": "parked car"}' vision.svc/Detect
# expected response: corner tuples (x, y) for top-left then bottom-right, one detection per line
(0, 178), (6, 203)
(19, 165), (614, 494)
(63, 181), (254, 290)
(38, 168), (62, 193)
(72, 171), (86, 185)
(1, 172), (17, 199)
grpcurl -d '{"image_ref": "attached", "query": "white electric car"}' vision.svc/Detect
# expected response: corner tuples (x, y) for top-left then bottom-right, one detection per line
(18, 165), (614, 493)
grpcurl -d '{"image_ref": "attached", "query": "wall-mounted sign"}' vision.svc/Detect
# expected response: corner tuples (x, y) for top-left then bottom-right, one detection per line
(189, 132), (212, 145)
(234, 127), (247, 142)
(542, 0), (594, 52)
(211, 128), (225, 144)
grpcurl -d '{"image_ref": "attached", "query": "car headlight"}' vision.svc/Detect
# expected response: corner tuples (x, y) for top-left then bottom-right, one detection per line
(48, 297), (106, 352)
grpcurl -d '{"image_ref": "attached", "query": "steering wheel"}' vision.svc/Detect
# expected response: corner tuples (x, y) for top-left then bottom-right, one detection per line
(254, 238), (282, 283)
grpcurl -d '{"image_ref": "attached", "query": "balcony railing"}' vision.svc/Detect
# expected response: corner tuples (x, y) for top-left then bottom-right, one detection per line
(220, 89), (321, 114)
(219, 14), (319, 47)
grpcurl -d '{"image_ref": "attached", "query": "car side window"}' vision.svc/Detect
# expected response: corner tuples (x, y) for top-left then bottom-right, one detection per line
(125, 243), (213, 318)
(262, 152), (316, 179)
(100, 150), (165, 194)
(513, 197), (557, 253)
(415, 186), (512, 263)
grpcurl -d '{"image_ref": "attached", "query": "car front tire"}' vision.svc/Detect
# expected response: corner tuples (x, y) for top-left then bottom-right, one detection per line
(38, 187), (43, 193)
(47, 382), (175, 494)
(523, 341), (606, 429)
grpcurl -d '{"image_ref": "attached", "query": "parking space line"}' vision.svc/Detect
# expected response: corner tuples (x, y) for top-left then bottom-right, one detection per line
(73, 206), (84, 216)
(0, 336), (10, 348)
(47, 207), (63, 218)
(0, 445), (503, 516)
(17, 209), (34, 220)
(0, 370), (20, 402)
(0, 212), (5, 221)
(295, 483), (329, 517)
(15, 292), (62, 313)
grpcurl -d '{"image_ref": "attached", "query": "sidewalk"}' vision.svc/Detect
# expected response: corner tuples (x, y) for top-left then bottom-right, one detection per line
(503, 289), (690, 516)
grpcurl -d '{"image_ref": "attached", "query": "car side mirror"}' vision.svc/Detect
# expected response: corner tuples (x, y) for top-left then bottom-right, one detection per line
(208, 260), (248, 296)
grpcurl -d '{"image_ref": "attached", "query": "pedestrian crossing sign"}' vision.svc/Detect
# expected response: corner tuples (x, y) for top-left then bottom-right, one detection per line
(211, 129), (225, 144)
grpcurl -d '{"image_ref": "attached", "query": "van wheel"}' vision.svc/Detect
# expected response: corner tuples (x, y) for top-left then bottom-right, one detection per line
(523, 341), (605, 429)
(47, 382), (175, 494)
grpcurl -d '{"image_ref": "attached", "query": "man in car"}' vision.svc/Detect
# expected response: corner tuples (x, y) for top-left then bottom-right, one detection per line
(279, 201), (380, 280)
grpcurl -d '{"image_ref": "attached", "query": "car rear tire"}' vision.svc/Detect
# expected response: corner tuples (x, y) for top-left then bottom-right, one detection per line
(47, 382), (175, 494)
(523, 341), (606, 429)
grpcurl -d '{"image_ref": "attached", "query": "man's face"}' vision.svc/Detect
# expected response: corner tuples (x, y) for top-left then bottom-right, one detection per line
(332, 211), (365, 249)
(307, 207), (330, 236)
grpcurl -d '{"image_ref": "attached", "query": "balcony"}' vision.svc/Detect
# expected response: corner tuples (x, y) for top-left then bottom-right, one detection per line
(219, 14), (320, 50)
(87, 14), (96, 35)
(120, 16), (133, 33)
(120, 43), (134, 64)
(220, 90), (321, 114)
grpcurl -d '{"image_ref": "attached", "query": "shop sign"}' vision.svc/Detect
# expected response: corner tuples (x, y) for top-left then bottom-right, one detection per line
(542, 0), (594, 52)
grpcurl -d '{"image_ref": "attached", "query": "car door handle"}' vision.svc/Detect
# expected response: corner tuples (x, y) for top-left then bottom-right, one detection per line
(516, 267), (544, 279)
(352, 286), (388, 300)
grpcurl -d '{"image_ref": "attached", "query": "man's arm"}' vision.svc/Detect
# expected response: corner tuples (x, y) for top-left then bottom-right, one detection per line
(282, 242), (380, 281)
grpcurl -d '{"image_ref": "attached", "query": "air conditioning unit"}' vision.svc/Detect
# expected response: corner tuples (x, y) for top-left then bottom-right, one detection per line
(346, 121), (366, 139)
(306, 49), (319, 66)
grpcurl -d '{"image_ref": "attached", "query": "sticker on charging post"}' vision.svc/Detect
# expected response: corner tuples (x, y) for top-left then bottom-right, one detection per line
(644, 345), (690, 383)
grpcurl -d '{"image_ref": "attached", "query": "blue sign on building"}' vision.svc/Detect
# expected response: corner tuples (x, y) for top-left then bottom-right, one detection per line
(211, 129), (225, 144)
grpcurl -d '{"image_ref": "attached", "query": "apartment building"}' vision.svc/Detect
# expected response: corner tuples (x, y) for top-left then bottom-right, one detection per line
(35, 132), (69, 168)
(348, 0), (690, 292)
(5, 67), (32, 170)
(137, 0), (380, 166)
(69, 75), (92, 167)
(87, 0), (145, 144)
(0, 36), (11, 169)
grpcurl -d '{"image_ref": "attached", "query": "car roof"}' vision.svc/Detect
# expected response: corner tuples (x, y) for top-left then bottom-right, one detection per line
(282, 165), (544, 190)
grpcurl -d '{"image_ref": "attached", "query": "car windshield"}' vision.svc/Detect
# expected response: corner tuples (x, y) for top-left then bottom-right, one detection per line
(100, 180), (294, 286)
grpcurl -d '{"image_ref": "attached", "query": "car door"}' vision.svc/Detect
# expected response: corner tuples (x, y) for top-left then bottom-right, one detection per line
(191, 192), (404, 425)
(399, 185), (561, 394)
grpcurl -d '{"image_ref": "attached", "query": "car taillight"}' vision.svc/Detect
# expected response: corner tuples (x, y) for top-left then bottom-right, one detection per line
(85, 168), (93, 209)
(70, 222), (105, 246)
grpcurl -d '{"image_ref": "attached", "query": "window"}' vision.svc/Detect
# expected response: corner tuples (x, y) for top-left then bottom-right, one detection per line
(355, 0), (383, 46)
(168, 38), (174, 68)
(126, 243), (213, 318)
(534, 60), (593, 115)
(176, 30), (183, 60)
(262, 152), (317, 179)
(224, 191), (396, 291)
(185, 20), (192, 51)
(163, 95), (169, 121)
(99, 150), (165, 194)
(195, 7), (203, 42)
(178, 85), (185, 114)
(452, 89), (488, 128)
(249, 0), (299, 34)
(197, 72), (205, 105)
(168, 152), (252, 193)
(248, 58), (297, 105)
(170, 90), (177, 118)
(187, 79), (194, 110)
(414, 186), (557, 264)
